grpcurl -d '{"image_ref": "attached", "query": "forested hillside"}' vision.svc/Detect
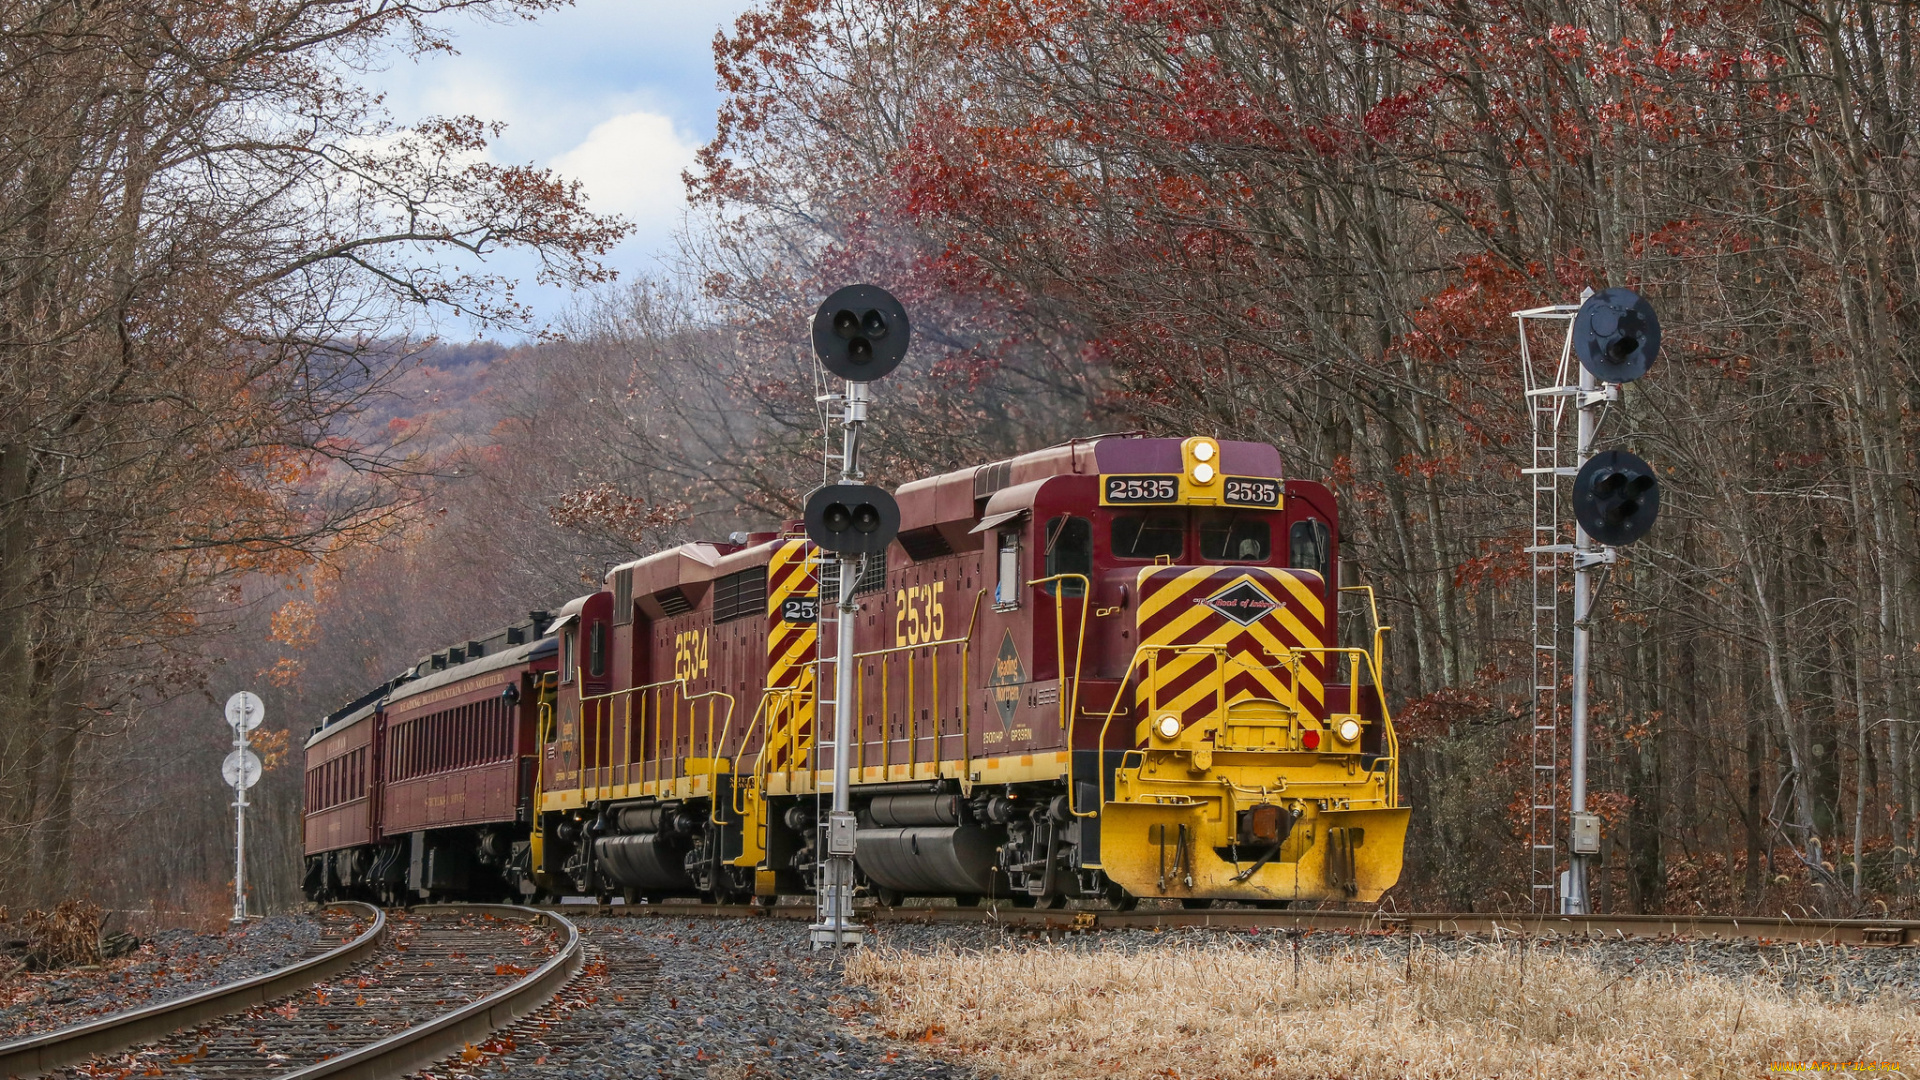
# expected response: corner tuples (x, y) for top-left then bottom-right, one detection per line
(14, 0), (1920, 919)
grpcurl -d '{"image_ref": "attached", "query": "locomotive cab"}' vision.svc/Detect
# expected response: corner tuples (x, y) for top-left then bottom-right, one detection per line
(958, 436), (1407, 907)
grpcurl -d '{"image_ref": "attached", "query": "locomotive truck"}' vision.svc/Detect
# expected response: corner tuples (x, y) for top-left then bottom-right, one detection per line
(303, 433), (1407, 909)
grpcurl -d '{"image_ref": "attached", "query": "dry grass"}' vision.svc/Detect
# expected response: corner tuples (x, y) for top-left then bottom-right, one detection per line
(845, 938), (1920, 1079)
(14, 900), (104, 970)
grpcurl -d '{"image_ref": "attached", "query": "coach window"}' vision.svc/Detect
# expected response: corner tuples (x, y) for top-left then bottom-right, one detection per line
(588, 621), (607, 678)
(1042, 515), (1091, 596)
(994, 529), (1022, 610)
(1199, 511), (1271, 563)
(1110, 511), (1185, 561)
(1289, 518), (1331, 580)
(559, 629), (574, 683)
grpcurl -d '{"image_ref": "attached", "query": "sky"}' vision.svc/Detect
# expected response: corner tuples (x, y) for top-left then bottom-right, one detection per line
(369, 0), (760, 338)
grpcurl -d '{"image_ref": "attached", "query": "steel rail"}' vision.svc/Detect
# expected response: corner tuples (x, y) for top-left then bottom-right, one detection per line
(0, 902), (387, 1079)
(275, 904), (582, 1080)
(569, 900), (1920, 946)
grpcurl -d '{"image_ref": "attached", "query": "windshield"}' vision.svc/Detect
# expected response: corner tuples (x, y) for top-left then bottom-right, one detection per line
(1109, 512), (1185, 560)
(1199, 512), (1272, 562)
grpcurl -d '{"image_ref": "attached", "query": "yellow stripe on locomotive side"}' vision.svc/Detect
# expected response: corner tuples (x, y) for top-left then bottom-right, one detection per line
(762, 539), (818, 774)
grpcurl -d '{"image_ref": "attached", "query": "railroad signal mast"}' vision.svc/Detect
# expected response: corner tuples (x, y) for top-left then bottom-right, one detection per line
(804, 284), (910, 948)
(223, 691), (265, 925)
(1515, 288), (1662, 915)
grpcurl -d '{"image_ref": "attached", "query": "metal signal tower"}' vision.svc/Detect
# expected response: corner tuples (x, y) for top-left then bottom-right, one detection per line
(1515, 289), (1662, 914)
(803, 285), (910, 948)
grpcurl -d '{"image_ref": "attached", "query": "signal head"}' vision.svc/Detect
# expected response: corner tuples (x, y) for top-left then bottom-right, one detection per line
(812, 284), (911, 381)
(803, 483), (901, 555)
(1573, 287), (1661, 383)
(1573, 449), (1661, 546)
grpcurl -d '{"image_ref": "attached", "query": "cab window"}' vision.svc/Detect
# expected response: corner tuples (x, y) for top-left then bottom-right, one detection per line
(1199, 512), (1272, 562)
(1289, 519), (1331, 580)
(1042, 515), (1092, 596)
(1110, 512), (1185, 561)
(994, 529), (1022, 609)
(587, 621), (607, 678)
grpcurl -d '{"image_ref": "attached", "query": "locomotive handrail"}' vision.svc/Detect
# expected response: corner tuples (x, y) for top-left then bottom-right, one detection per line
(848, 594), (983, 785)
(572, 669), (736, 807)
(1026, 572), (1091, 733)
(1082, 641), (1402, 820)
(732, 690), (773, 815)
(529, 673), (557, 864)
(1338, 584), (1393, 684)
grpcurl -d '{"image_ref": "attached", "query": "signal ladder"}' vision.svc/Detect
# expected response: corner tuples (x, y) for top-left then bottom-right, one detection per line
(1516, 301), (1583, 913)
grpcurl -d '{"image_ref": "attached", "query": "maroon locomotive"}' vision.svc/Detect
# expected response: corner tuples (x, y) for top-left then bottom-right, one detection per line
(304, 433), (1406, 908)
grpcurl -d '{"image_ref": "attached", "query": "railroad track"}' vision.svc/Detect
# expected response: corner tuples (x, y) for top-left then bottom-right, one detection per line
(570, 899), (1920, 946)
(0, 904), (580, 1080)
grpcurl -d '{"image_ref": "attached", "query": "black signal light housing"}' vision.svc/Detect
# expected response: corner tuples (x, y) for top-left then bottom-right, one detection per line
(1573, 287), (1661, 384)
(804, 483), (900, 555)
(812, 284), (911, 381)
(1573, 450), (1661, 546)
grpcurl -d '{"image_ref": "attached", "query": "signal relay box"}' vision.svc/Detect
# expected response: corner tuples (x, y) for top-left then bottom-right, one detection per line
(827, 810), (858, 856)
(1569, 812), (1602, 855)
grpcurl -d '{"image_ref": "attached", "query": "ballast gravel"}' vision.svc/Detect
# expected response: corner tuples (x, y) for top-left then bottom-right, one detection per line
(0, 913), (322, 1041)
(442, 911), (992, 1080)
(426, 904), (1920, 1080)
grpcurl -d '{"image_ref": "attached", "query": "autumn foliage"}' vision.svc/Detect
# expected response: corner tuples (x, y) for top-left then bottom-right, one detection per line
(694, 0), (1920, 913)
(0, 0), (625, 906)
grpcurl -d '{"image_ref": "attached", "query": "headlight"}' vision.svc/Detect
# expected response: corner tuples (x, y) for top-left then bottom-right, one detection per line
(1191, 462), (1215, 484)
(1193, 441), (1215, 462)
(1338, 718), (1362, 743)
(1155, 714), (1181, 740)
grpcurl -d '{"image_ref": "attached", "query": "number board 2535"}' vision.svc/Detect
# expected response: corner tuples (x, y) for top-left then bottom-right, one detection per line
(1221, 477), (1282, 508)
(1101, 474), (1179, 505)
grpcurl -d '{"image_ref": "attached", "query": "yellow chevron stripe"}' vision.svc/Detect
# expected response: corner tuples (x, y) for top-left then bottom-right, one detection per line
(1274, 571), (1327, 624)
(1136, 566), (1220, 622)
(768, 630), (817, 676)
(1244, 620), (1326, 702)
(770, 559), (813, 603)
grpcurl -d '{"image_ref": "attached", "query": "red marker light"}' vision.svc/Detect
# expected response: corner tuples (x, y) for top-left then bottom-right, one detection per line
(1302, 729), (1321, 750)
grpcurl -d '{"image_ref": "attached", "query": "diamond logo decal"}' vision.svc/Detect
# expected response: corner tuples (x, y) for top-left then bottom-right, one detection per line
(1197, 578), (1281, 626)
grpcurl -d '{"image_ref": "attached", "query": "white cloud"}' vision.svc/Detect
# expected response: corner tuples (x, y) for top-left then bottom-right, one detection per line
(550, 111), (699, 240)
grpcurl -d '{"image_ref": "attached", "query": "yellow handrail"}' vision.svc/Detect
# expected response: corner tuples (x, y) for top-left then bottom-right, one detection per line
(1026, 573), (1091, 732)
(572, 667), (737, 807)
(855, 634), (973, 778)
(1081, 642), (1401, 818)
(530, 672), (556, 836)
(844, 590), (985, 787)
(1338, 584), (1393, 682)
(731, 685), (808, 815)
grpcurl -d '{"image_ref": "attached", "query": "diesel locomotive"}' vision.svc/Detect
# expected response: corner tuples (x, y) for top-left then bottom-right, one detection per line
(303, 433), (1408, 908)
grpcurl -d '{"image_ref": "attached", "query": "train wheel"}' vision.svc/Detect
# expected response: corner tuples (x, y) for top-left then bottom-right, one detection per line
(1180, 898), (1214, 910)
(874, 887), (904, 908)
(1040, 893), (1068, 910)
(1105, 884), (1138, 911)
(953, 894), (982, 908)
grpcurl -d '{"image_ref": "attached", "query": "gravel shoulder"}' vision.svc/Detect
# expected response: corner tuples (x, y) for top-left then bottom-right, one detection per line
(0, 913), (322, 1041)
(436, 912), (992, 1080)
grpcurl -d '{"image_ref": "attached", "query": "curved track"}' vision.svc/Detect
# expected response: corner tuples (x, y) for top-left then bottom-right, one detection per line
(576, 899), (1920, 946)
(0, 904), (580, 1080)
(0, 903), (386, 1078)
